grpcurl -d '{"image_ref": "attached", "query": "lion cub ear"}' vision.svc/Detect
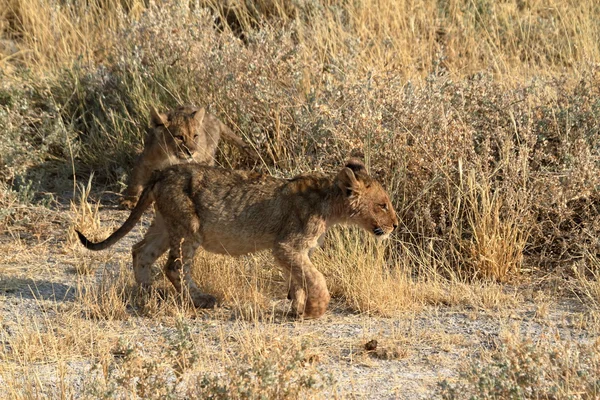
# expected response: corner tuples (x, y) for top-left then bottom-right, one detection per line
(345, 158), (367, 174)
(150, 107), (168, 127)
(336, 160), (366, 196)
(192, 107), (206, 124)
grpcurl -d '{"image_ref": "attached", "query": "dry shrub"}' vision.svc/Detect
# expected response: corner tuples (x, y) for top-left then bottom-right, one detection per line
(84, 320), (326, 399)
(86, 321), (198, 399)
(384, 73), (599, 275)
(189, 334), (326, 399)
(439, 331), (600, 399)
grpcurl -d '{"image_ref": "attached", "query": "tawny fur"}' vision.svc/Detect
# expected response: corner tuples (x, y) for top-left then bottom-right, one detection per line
(78, 159), (398, 319)
(120, 105), (259, 208)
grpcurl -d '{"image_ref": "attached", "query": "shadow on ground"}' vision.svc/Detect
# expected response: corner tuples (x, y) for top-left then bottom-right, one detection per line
(0, 276), (76, 302)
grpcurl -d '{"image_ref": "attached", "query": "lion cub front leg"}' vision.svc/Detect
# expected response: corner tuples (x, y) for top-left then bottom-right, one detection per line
(275, 245), (330, 319)
(164, 238), (216, 309)
(121, 158), (152, 209)
(132, 214), (170, 289)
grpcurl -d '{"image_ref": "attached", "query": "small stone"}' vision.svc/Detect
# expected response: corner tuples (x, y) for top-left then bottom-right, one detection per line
(364, 339), (378, 351)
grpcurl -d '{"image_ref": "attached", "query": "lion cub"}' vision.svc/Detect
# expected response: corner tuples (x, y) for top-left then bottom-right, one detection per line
(78, 159), (398, 319)
(120, 105), (259, 208)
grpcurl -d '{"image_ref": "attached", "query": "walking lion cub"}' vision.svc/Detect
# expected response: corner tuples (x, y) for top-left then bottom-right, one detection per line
(120, 105), (259, 209)
(77, 159), (398, 319)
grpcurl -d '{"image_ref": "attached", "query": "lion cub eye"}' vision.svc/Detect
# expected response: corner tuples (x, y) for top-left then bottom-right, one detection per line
(174, 135), (184, 141)
(379, 203), (388, 211)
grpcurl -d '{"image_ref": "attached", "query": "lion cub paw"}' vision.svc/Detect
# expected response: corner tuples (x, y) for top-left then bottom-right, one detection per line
(191, 293), (217, 309)
(119, 197), (138, 210)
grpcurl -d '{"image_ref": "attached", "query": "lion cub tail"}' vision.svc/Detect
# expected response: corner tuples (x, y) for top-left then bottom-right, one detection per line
(76, 182), (155, 251)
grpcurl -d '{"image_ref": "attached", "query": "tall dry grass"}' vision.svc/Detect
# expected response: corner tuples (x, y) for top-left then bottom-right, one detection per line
(2, 0), (599, 79)
(0, 0), (145, 71)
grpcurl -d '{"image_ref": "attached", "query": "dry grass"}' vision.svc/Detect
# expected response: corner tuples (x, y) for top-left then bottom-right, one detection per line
(0, 296), (328, 399)
(69, 189), (526, 321)
(458, 168), (530, 280)
(314, 228), (416, 316)
(75, 262), (133, 321)
(2, 2), (598, 277)
(0, 0), (140, 72)
(575, 251), (600, 310)
(66, 175), (101, 245)
(192, 252), (282, 320)
(1, 309), (118, 364)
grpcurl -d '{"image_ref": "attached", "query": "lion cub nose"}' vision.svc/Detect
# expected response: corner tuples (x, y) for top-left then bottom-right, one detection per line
(393, 223), (398, 230)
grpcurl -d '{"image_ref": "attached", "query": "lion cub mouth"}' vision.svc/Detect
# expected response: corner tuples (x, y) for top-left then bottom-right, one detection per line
(176, 154), (194, 162)
(373, 227), (386, 236)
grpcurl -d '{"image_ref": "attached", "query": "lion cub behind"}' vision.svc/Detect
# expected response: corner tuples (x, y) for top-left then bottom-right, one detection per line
(78, 159), (398, 319)
(120, 105), (259, 208)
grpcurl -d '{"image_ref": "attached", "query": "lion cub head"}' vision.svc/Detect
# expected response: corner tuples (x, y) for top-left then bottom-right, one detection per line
(150, 106), (206, 160)
(336, 159), (398, 239)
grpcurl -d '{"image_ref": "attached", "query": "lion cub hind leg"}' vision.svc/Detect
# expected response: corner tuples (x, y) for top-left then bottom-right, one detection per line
(132, 213), (170, 288)
(164, 238), (216, 309)
(275, 246), (331, 319)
